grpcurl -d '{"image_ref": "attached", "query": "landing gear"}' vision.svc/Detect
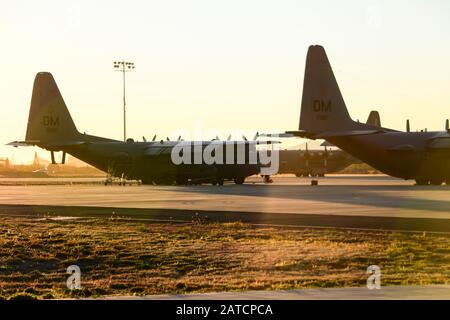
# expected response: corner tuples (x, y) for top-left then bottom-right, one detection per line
(119, 173), (125, 186)
(416, 177), (445, 186)
(415, 178), (429, 186)
(430, 178), (444, 186)
(233, 176), (245, 185)
(175, 176), (187, 185)
(211, 178), (224, 186)
(263, 175), (273, 183)
(295, 173), (309, 178)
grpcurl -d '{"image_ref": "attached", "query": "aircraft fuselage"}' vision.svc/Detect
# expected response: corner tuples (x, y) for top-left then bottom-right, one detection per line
(327, 131), (450, 181)
(48, 140), (262, 185)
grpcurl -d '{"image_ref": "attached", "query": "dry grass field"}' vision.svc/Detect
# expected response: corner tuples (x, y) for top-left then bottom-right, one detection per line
(0, 214), (449, 299)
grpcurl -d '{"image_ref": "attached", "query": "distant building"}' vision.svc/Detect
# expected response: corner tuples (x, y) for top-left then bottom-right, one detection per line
(32, 152), (40, 169)
(0, 157), (10, 169)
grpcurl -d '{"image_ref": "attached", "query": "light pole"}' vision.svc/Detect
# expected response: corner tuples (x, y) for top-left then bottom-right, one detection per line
(113, 60), (135, 142)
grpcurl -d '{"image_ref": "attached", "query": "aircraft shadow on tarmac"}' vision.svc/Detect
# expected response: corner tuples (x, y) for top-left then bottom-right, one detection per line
(170, 183), (450, 214)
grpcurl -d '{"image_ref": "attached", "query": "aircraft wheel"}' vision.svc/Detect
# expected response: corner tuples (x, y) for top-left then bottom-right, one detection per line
(295, 173), (302, 178)
(217, 178), (224, 186)
(234, 177), (245, 184)
(415, 178), (429, 186)
(175, 176), (187, 185)
(430, 178), (444, 186)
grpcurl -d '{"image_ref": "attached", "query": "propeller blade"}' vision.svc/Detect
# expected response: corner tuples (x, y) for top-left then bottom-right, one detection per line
(446, 119), (449, 132)
(253, 132), (259, 140)
(406, 119), (410, 133)
(242, 135), (248, 141)
(152, 134), (157, 141)
(227, 134), (232, 141)
(142, 136), (147, 142)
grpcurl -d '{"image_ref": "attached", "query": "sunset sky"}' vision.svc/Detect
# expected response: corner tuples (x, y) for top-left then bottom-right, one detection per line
(1, 0), (450, 163)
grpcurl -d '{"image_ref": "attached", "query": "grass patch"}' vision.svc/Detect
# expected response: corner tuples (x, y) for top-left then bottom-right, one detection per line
(0, 216), (448, 299)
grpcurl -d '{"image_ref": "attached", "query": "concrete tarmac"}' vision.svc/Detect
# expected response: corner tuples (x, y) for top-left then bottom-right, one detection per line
(0, 175), (449, 219)
(1, 175), (449, 299)
(0, 175), (449, 232)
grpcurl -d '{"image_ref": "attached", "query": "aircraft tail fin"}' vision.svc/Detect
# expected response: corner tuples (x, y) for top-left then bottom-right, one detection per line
(25, 72), (81, 145)
(366, 111), (381, 127)
(299, 45), (369, 134)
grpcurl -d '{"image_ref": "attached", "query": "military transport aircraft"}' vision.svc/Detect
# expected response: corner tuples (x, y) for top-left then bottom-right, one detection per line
(286, 45), (450, 185)
(276, 111), (381, 177)
(277, 147), (359, 178)
(8, 72), (277, 185)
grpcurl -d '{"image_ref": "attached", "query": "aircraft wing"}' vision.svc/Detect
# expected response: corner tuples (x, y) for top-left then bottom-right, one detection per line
(314, 130), (384, 138)
(427, 136), (450, 150)
(143, 140), (281, 156)
(283, 130), (383, 139)
(387, 144), (416, 153)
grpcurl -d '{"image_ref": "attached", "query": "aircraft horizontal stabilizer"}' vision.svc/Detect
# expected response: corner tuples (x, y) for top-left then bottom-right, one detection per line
(6, 140), (40, 147)
(6, 140), (90, 148)
(255, 140), (281, 145)
(258, 133), (297, 138)
(284, 130), (315, 139)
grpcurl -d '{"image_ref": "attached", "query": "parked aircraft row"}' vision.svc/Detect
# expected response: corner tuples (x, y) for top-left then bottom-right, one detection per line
(9, 72), (276, 185)
(285, 45), (450, 185)
(9, 45), (449, 185)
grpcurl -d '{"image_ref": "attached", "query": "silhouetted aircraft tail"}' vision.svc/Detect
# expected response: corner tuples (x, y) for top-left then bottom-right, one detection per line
(25, 72), (81, 144)
(297, 45), (380, 138)
(366, 111), (381, 127)
(8, 72), (115, 149)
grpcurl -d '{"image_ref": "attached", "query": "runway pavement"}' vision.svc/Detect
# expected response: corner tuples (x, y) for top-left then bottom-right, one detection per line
(0, 175), (449, 232)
